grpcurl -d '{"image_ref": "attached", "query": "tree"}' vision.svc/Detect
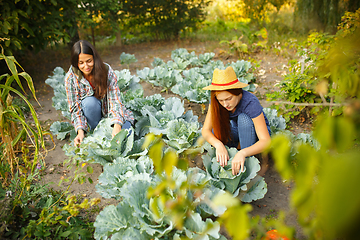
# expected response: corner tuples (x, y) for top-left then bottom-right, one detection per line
(0, 0), (78, 54)
(242, 0), (292, 25)
(295, 0), (360, 33)
(76, 0), (124, 46)
(122, 0), (210, 40)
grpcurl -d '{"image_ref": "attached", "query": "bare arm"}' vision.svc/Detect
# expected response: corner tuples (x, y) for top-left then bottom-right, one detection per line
(74, 129), (85, 147)
(112, 123), (122, 138)
(232, 112), (271, 175)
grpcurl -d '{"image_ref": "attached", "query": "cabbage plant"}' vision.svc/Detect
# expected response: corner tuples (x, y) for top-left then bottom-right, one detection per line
(63, 118), (138, 165)
(135, 97), (186, 134)
(152, 57), (166, 67)
(94, 167), (227, 240)
(263, 108), (287, 134)
(49, 121), (76, 141)
(125, 93), (165, 119)
(45, 67), (70, 119)
(119, 52), (137, 66)
(166, 57), (191, 71)
(45, 67), (76, 140)
(162, 119), (201, 153)
(202, 145), (267, 202)
(171, 68), (211, 103)
(96, 156), (154, 200)
(171, 48), (198, 66)
(137, 66), (183, 92)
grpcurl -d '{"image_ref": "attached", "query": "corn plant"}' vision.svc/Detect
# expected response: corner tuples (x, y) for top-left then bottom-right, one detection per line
(0, 49), (45, 185)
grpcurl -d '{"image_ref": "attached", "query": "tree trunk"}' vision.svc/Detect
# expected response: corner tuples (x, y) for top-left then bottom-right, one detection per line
(91, 26), (96, 47)
(115, 31), (122, 47)
(348, 0), (360, 12)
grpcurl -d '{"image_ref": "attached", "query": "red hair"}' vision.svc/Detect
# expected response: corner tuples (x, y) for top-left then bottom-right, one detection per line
(210, 88), (243, 144)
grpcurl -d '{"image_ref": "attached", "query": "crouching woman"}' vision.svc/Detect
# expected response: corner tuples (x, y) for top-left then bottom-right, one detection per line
(201, 66), (271, 175)
(65, 40), (134, 147)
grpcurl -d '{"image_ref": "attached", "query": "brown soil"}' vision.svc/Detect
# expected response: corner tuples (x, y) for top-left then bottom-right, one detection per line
(20, 39), (309, 239)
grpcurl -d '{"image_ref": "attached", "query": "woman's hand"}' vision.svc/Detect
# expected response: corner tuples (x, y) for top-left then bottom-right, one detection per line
(112, 123), (121, 138)
(215, 143), (229, 167)
(232, 150), (246, 175)
(74, 129), (85, 147)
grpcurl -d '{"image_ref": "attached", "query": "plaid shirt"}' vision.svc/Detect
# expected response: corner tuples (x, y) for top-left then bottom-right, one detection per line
(65, 63), (134, 133)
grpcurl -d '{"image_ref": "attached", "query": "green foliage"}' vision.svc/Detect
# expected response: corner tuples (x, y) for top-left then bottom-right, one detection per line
(243, 0), (292, 24)
(295, 0), (360, 33)
(50, 121), (76, 141)
(96, 156), (154, 200)
(138, 48), (257, 104)
(115, 68), (144, 103)
(76, 0), (123, 46)
(119, 52), (137, 68)
(263, 21), (360, 240)
(64, 119), (136, 166)
(0, 171), (98, 239)
(266, 59), (320, 121)
(202, 145), (267, 202)
(263, 108), (286, 134)
(337, 8), (360, 38)
(0, 0), (78, 54)
(45, 67), (71, 120)
(45, 67), (74, 140)
(121, 0), (210, 40)
(24, 195), (98, 240)
(137, 66), (183, 92)
(125, 93), (165, 119)
(267, 13), (360, 120)
(268, 112), (360, 239)
(184, 19), (245, 42)
(220, 27), (269, 57)
(320, 10), (360, 100)
(220, 36), (249, 58)
(0, 50), (45, 184)
(119, 52), (137, 65)
(162, 118), (201, 154)
(93, 136), (226, 240)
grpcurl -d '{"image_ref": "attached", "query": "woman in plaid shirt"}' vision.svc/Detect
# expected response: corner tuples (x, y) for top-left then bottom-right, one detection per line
(65, 40), (134, 147)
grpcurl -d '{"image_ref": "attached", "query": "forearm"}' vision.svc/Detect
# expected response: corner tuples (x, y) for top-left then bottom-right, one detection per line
(77, 128), (85, 136)
(112, 123), (121, 138)
(202, 128), (225, 149)
(238, 138), (271, 157)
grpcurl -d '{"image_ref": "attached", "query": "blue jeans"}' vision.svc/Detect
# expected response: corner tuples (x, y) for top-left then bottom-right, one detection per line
(82, 96), (102, 130)
(227, 113), (270, 150)
(81, 96), (131, 131)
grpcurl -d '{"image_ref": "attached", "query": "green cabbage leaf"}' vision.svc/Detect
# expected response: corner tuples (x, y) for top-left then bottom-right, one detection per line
(202, 145), (267, 202)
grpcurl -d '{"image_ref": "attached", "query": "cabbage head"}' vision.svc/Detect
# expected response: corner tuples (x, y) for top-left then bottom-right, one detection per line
(202, 146), (267, 202)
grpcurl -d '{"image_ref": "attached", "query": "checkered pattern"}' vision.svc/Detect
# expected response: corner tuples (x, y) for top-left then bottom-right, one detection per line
(65, 63), (134, 133)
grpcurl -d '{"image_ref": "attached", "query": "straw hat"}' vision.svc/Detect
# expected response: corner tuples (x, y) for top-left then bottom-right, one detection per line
(203, 66), (248, 91)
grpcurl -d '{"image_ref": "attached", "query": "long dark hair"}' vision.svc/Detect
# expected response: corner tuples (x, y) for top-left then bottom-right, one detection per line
(210, 88), (243, 144)
(70, 40), (107, 99)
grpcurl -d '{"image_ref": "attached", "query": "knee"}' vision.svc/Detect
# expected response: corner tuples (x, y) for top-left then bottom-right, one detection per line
(122, 121), (131, 130)
(237, 113), (254, 130)
(82, 96), (101, 112)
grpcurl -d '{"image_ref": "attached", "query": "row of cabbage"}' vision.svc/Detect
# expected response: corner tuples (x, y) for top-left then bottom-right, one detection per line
(45, 53), (318, 239)
(136, 48), (256, 103)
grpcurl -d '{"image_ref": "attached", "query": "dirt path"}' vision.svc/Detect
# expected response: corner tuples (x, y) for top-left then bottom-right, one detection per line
(23, 40), (305, 238)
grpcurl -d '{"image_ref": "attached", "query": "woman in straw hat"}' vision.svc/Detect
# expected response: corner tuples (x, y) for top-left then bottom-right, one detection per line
(202, 66), (271, 175)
